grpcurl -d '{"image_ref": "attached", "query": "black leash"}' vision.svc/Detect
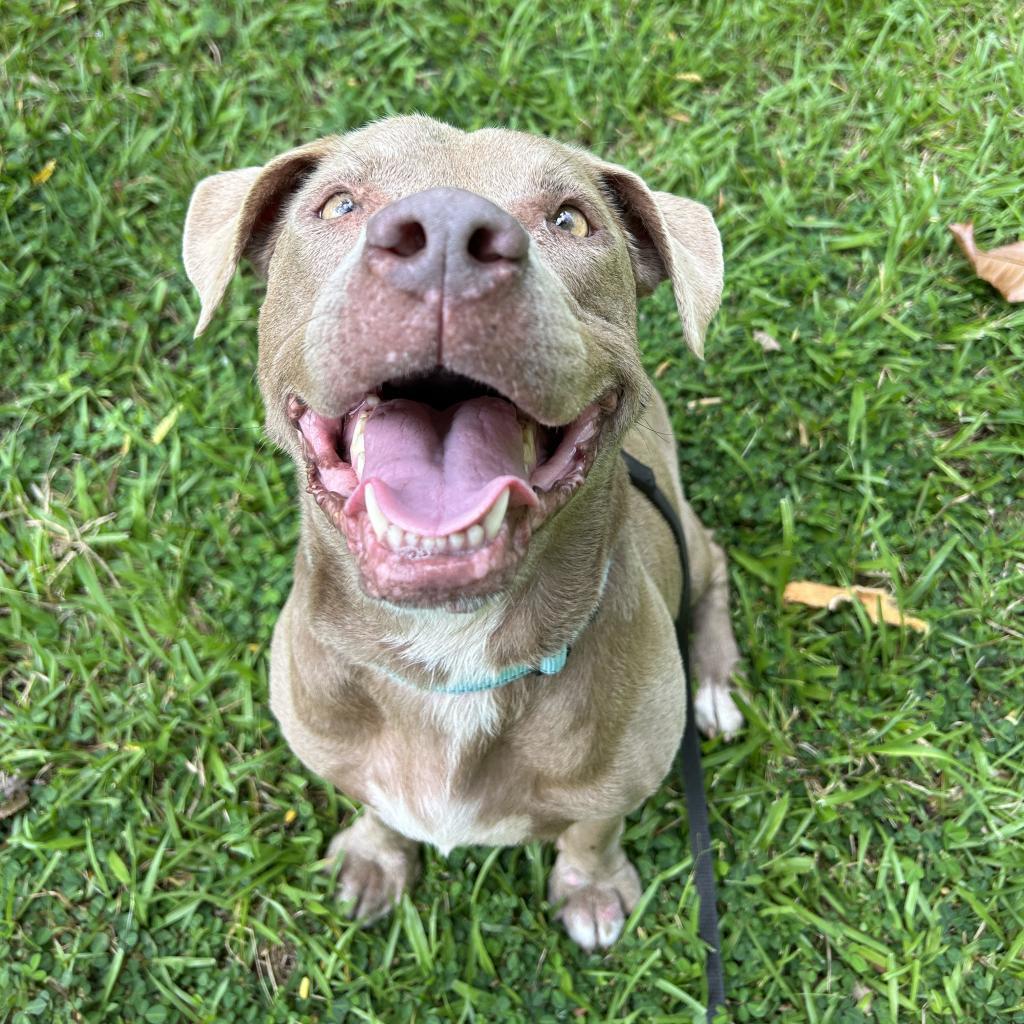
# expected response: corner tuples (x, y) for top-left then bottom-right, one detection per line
(623, 451), (726, 1022)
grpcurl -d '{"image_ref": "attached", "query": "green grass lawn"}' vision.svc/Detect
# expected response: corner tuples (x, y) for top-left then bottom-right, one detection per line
(2, 1), (1023, 1021)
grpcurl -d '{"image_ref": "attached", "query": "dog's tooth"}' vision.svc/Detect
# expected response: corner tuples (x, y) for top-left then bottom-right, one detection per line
(422, 536), (437, 554)
(355, 452), (365, 478)
(386, 524), (403, 550)
(467, 524), (484, 548)
(482, 487), (510, 540)
(404, 531), (420, 548)
(363, 394), (380, 408)
(350, 413), (367, 457)
(523, 425), (535, 469)
(448, 530), (466, 551)
(364, 484), (388, 540)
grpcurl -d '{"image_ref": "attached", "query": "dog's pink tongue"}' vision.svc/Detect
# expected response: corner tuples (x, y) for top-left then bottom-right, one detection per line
(355, 397), (537, 536)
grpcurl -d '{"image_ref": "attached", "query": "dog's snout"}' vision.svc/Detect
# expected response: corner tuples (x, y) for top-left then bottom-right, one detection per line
(365, 187), (528, 300)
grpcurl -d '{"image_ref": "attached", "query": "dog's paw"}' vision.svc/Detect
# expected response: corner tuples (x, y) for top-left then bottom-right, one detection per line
(548, 853), (642, 951)
(325, 816), (419, 923)
(694, 681), (744, 739)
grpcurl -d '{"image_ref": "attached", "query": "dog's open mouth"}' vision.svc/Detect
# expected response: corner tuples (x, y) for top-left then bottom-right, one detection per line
(287, 371), (617, 604)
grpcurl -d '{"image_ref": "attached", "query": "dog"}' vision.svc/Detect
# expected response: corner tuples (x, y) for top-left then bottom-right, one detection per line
(183, 116), (743, 951)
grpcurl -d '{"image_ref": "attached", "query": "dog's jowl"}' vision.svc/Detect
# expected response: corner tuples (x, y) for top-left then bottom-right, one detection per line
(183, 116), (743, 950)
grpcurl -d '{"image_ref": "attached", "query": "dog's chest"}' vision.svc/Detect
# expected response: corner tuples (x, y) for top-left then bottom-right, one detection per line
(364, 691), (533, 855)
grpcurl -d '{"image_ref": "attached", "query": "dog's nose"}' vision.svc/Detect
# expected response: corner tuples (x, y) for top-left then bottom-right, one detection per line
(364, 187), (528, 300)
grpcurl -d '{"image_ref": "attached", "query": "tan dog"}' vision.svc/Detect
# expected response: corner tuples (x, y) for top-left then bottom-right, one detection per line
(183, 116), (743, 950)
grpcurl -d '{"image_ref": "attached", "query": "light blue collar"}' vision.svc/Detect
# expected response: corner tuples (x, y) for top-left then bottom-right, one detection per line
(380, 558), (611, 696)
(382, 645), (570, 695)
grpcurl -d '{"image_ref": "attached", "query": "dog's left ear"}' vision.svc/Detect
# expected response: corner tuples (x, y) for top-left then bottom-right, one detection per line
(182, 138), (335, 337)
(595, 163), (723, 359)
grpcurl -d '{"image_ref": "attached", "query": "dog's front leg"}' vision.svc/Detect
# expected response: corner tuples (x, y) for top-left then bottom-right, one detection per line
(548, 817), (642, 950)
(691, 539), (745, 739)
(326, 809), (420, 922)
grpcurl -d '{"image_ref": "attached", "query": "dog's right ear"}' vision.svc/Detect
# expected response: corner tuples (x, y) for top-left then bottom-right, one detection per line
(593, 162), (723, 360)
(182, 139), (334, 337)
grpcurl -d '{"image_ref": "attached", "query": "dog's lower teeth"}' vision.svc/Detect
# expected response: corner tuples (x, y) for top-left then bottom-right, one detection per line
(365, 483), (510, 553)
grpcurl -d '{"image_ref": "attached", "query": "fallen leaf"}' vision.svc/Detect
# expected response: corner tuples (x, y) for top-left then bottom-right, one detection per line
(674, 72), (703, 83)
(669, 112), (691, 124)
(783, 581), (929, 634)
(32, 159), (57, 185)
(950, 222), (1024, 303)
(685, 396), (722, 410)
(754, 329), (781, 352)
(654, 359), (672, 379)
(0, 773), (30, 819)
(797, 419), (809, 448)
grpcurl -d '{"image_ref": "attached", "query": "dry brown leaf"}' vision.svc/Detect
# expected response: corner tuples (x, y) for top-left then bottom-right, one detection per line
(32, 159), (57, 185)
(950, 222), (1024, 303)
(669, 112), (691, 124)
(654, 359), (672, 379)
(754, 329), (781, 352)
(783, 581), (930, 634)
(685, 396), (722, 410)
(675, 72), (703, 83)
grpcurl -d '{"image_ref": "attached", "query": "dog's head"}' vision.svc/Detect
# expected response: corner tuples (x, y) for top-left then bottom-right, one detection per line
(183, 116), (722, 608)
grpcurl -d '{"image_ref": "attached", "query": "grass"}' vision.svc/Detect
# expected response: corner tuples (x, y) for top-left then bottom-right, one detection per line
(2, 0), (1023, 1021)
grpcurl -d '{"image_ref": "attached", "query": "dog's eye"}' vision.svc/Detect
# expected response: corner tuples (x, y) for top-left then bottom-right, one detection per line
(550, 205), (590, 238)
(320, 192), (356, 220)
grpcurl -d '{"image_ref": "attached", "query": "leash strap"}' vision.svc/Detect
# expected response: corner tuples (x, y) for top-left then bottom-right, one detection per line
(622, 452), (726, 1022)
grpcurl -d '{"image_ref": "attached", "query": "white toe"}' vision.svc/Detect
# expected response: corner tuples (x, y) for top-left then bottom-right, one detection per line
(595, 901), (625, 947)
(694, 683), (744, 739)
(563, 905), (599, 950)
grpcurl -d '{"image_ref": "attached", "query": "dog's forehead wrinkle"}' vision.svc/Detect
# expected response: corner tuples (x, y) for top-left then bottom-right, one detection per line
(310, 119), (593, 210)
(303, 157), (370, 193)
